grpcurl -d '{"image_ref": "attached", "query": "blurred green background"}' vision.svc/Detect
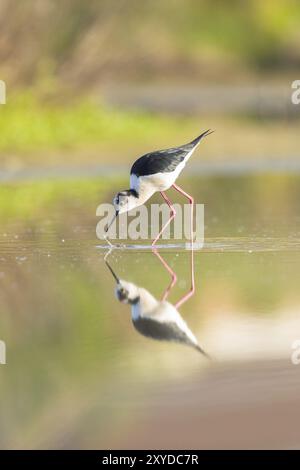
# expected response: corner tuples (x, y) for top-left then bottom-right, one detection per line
(0, 0), (299, 169)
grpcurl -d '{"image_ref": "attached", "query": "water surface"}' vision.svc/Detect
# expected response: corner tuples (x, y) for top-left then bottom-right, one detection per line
(0, 173), (300, 449)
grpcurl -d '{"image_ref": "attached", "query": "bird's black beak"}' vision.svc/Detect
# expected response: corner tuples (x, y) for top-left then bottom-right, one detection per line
(105, 258), (120, 284)
(105, 210), (119, 234)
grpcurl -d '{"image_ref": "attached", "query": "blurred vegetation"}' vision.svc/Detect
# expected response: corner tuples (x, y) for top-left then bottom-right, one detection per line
(0, 92), (200, 159)
(1, 92), (299, 168)
(1, 0), (300, 87)
(0, 1), (299, 166)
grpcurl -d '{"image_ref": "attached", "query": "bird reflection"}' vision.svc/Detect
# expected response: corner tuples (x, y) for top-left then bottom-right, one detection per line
(105, 248), (209, 358)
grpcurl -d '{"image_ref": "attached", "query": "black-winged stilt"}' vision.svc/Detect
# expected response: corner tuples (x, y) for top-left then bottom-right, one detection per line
(105, 252), (209, 357)
(104, 130), (214, 246)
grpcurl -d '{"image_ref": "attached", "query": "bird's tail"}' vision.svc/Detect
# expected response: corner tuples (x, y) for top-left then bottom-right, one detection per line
(194, 343), (211, 360)
(189, 129), (214, 148)
(182, 129), (214, 162)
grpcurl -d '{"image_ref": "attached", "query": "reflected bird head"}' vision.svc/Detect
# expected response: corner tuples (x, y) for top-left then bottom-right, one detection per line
(105, 257), (139, 305)
(115, 281), (139, 305)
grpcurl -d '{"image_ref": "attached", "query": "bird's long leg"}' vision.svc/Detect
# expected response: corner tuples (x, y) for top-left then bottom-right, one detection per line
(152, 248), (177, 301)
(172, 183), (195, 309)
(151, 191), (176, 247)
(175, 244), (195, 309)
(172, 183), (194, 245)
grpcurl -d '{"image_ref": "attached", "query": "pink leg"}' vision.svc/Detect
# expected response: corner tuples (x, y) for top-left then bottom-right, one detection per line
(172, 183), (195, 309)
(152, 191), (176, 247)
(152, 248), (177, 301)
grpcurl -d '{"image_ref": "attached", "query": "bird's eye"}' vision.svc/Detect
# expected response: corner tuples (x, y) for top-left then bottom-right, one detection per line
(117, 287), (128, 302)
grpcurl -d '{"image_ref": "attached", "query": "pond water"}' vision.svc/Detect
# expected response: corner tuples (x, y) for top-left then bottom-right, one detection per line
(0, 173), (300, 449)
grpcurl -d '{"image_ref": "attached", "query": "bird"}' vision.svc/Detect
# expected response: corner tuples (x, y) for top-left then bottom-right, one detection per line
(105, 253), (209, 358)
(104, 130), (214, 246)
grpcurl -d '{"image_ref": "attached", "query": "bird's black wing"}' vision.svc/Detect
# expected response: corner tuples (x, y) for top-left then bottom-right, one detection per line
(132, 317), (209, 357)
(130, 130), (213, 177)
(132, 317), (193, 346)
(130, 147), (188, 177)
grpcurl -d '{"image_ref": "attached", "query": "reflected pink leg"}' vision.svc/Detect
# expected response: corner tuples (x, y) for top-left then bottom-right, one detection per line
(152, 248), (177, 301)
(172, 183), (195, 309)
(151, 191), (176, 247)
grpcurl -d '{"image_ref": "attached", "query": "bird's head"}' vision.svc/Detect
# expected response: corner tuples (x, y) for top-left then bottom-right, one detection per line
(115, 280), (140, 305)
(113, 189), (138, 215)
(105, 189), (139, 234)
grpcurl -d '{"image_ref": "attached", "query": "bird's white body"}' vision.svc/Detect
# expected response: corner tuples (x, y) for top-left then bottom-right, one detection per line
(129, 146), (194, 206)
